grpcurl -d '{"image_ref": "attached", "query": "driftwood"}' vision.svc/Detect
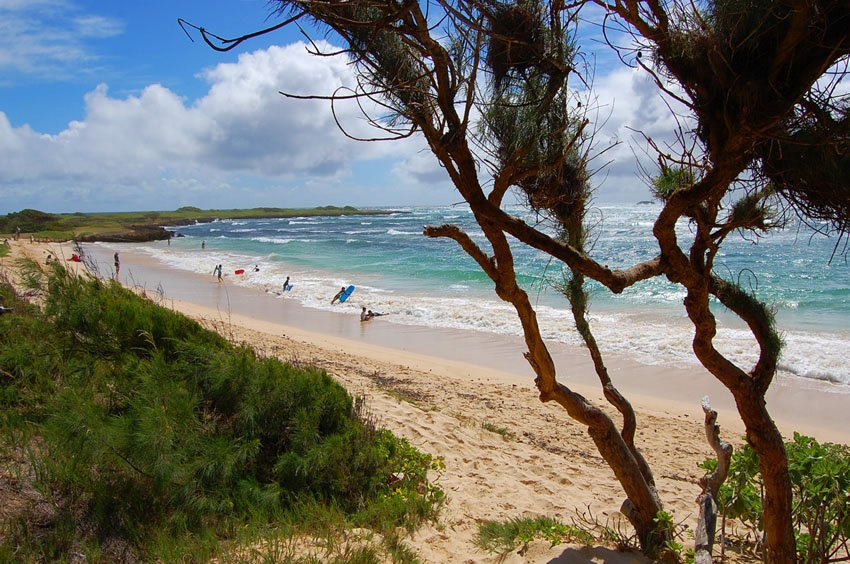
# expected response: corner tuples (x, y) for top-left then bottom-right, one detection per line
(695, 396), (733, 563)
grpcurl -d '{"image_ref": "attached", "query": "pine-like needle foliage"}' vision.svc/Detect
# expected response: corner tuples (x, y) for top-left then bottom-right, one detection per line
(0, 266), (442, 557)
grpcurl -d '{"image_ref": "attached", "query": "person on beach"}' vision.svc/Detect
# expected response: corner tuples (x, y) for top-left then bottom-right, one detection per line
(331, 287), (346, 304)
(253, 264), (260, 272)
(113, 252), (120, 278)
(213, 264), (223, 282)
(201, 241), (205, 249)
(283, 276), (292, 292)
(360, 308), (386, 322)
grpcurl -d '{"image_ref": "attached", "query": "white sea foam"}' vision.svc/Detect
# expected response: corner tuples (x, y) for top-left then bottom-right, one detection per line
(250, 237), (292, 244)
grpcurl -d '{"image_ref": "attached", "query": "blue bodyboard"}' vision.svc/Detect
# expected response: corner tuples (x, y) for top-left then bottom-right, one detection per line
(338, 285), (356, 303)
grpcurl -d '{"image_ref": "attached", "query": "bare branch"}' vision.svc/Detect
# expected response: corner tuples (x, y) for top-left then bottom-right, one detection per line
(178, 13), (305, 52)
(423, 223), (496, 279)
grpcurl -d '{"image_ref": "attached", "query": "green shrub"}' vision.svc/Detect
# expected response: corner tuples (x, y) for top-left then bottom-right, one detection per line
(44, 266), (227, 359)
(0, 288), (58, 420)
(701, 433), (850, 563)
(0, 269), (442, 559)
(0, 208), (59, 233)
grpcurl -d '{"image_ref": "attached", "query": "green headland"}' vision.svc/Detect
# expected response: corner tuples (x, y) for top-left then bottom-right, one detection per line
(0, 206), (394, 242)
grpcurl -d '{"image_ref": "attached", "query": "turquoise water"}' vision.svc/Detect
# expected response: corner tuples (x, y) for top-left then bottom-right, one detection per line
(129, 205), (850, 387)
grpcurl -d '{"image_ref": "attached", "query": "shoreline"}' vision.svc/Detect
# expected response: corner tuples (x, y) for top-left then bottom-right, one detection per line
(81, 241), (849, 444)
(4, 238), (849, 562)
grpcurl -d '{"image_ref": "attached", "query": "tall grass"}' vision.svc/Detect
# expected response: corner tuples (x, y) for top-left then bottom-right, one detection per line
(0, 263), (442, 561)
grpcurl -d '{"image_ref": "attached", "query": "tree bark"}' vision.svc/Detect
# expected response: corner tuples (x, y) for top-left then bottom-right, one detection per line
(733, 389), (796, 563)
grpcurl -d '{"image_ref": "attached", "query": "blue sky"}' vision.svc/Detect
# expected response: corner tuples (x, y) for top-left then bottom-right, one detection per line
(0, 0), (664, 214)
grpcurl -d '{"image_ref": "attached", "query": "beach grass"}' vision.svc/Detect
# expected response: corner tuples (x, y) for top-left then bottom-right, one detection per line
(481, 420), (516, 441)
(0, 261), (442, 561)
(474, 515), (595, 555)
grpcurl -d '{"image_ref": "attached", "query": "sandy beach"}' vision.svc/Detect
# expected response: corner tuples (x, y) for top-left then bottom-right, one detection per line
(3, 239), (848, 563)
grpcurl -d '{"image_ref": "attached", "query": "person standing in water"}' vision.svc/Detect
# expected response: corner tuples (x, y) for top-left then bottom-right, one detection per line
(283, 276), (292, 292)
(331, 287), (346, 304)
(113, 252), (120, 279)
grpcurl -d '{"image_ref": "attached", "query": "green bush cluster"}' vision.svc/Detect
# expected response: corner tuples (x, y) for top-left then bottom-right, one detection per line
(0, 265), (442, 559)
(701, 433), (850, 563)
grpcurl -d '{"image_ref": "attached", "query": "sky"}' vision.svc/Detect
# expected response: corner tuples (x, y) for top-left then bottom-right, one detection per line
(0, 0), (672, 214)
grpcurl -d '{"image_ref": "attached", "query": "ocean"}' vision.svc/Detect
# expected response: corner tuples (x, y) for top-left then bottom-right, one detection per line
(122, 205), (850, 388)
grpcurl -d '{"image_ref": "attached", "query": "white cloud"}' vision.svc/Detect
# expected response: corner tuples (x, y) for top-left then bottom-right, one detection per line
(578, 66), (694, 203)
(195, 44), (388, 177)
(0, 41), (429, 212)
(73, 15), (125, 39)
(0, 0), (123, 78)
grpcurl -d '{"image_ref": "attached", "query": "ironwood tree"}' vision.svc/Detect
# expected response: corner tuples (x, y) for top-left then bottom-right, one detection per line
(182, 0), (850, 561)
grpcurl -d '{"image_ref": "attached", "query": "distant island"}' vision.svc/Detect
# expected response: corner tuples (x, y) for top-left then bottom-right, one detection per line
(0, 206), (397, 243)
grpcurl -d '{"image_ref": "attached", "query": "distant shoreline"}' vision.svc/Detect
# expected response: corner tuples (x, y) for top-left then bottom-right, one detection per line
(0, 206), (401, 243)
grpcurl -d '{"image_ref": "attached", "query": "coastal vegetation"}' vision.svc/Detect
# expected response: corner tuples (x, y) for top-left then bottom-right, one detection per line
(473, 438), (850, 562)
(0, 206), (390, 243)
(182, 0), (850, 561)
(0, 263), (443, 561)
(701, 434), (850, 563)
(474, 515), (595, 556)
